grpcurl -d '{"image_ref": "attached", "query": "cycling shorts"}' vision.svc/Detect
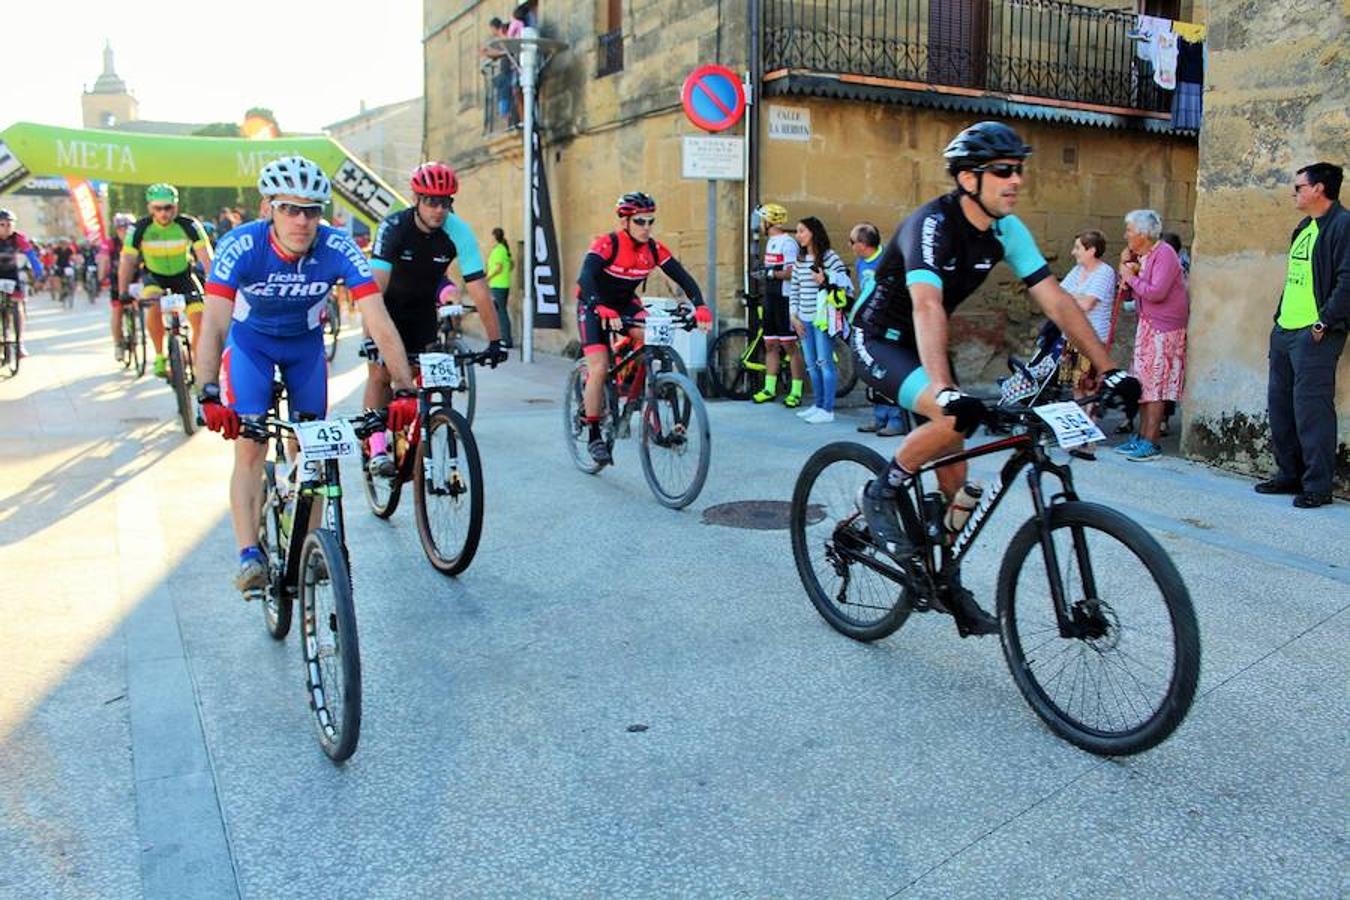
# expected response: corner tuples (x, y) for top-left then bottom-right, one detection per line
(221, 323), (327, 417)
(122, 271), (204, 312)
(577, 296), (643, 355)
(761, 285), (795, 342)
(852, 330), (932, 412)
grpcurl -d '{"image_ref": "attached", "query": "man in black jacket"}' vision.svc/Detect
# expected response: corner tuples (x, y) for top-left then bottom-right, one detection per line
(1257, 162), (1349, 508)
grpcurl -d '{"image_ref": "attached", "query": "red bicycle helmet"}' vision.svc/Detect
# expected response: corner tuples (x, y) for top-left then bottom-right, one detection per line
(615, 192), (657, 217)
(410, 162), (459, 197)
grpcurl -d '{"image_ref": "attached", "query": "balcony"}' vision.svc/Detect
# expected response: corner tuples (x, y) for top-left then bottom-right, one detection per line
(481, 60), (518, 136)
(763, 0), (1179, 122)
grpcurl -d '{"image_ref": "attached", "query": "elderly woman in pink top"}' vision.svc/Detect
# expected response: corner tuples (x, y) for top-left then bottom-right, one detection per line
(1117, 209), (1189, 462)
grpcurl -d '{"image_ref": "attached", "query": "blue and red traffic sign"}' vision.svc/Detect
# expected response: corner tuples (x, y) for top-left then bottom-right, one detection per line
(681, 65), (746, 133)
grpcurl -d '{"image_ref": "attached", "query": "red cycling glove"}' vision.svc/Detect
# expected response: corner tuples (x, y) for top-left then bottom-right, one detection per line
(693, 306), (713, 325)
(198, 391), (240, 440)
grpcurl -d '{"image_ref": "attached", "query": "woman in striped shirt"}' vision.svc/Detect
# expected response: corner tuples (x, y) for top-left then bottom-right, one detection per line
(789, 216), (853, 423)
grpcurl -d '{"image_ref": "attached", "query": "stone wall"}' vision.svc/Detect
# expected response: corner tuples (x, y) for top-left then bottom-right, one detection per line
(1182, 0), (1348, 494)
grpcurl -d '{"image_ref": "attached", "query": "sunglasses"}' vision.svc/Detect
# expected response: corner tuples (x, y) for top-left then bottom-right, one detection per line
(270, 200), (324, 220)
(419, 196), (453, 209)
(631, 217), (656, 227)
(151, 204), (176, 213)
(1292, 182), (1313, 196)
(976, 163), (1024, 178)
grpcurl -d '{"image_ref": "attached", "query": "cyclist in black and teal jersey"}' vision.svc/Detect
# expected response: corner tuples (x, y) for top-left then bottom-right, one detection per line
(850, 121), (1142, 636)
(116, 183), (214, 376)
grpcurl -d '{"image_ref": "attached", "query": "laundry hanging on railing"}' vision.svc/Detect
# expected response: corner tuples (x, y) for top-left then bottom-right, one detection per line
(1171, 36), (1205, 131)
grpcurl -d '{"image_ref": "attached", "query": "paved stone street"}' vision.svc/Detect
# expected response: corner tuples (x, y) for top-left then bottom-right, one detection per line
(2, 301), (1346, 899)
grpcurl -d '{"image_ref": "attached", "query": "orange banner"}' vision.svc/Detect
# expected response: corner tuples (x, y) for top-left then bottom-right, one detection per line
(66, 177), (107, 243)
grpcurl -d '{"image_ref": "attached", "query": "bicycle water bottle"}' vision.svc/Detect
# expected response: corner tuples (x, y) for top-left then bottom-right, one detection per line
(944, 482), (984, 535)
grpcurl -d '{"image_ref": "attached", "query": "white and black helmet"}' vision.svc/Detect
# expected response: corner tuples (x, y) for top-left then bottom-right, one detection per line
(257, 155), (331, 202)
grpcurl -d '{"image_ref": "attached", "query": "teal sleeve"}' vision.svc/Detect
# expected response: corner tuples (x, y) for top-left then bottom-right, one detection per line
(443, 214), (485, 280)
(905, 270), (944, 289)
(996, 215), (1052, 286)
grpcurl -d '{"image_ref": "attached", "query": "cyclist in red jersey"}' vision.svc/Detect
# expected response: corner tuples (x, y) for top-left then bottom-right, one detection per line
(575, 192), (711, 464)
(0, 210), (45, 356)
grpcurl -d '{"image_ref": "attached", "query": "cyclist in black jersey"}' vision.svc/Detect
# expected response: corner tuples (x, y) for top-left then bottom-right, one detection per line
(364, 162), (508, 473)
(851, 122), (1141, 636)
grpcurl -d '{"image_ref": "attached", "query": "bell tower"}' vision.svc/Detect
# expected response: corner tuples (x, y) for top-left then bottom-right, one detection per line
(82, 41), (139, 129)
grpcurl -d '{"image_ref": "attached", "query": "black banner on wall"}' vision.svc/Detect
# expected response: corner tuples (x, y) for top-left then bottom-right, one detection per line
(530, 128), (563, 329)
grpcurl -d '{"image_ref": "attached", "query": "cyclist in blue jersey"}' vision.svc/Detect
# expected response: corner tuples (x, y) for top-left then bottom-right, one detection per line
(850, 122), (1141, 636)
(194, 156), (419, 597)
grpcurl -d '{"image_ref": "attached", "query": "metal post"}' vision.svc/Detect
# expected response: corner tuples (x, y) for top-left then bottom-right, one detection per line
(520, 32), (539, 363)
(706, 179), (718, 340)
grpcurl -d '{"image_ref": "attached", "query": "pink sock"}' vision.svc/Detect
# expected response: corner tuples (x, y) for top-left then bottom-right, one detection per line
(369, 430), (389, 455)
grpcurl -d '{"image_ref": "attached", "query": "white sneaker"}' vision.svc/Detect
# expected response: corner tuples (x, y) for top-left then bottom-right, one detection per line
(795, 406), (816, 418)
(804, 408), (835, 424)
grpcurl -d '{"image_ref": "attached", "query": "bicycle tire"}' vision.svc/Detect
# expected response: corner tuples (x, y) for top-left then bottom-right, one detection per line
(707, 327), (761, 400)
(790, 442), (913, 641)
(447, 337), (477, 426)
(0, 304), (8, 373)
(259, 461), (292, 640)
(997, 501), (1200, 756)
(414, 409), (484, 575)
(299, 528), (362, 762)
(361, 435), (404, 519)
(134, 305), (148, 378)
(647, 345), (688, 380)
(168, 338), (195, 435)
(324, 296), (340, 362)
(832, 333), (858, 399)
(638, 372), (710, 509)
(3, 303), (18, 377)
(563, 362), (605, 475)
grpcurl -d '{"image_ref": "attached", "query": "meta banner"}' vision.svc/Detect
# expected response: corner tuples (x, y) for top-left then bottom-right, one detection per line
(67, 178), (107, 244)
(530, 127), (563, 329)
(0, 122), (406, 229)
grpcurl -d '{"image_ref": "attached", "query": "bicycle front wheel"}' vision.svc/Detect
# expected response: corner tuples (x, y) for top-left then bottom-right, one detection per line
(707, 327), (761, 400)
(638, 372), (710, 509)
(997, 501), (1200, 756)
(2, 303), (18, 377)
(448, 337), (477, 426)
(414, 409), (483, 575)
(258, 461), (292, 640)
(299, 528), (362, 762)
(790, 442), (912, 641)
(168, 338), (195, 435)
(832, 333), (858, 398)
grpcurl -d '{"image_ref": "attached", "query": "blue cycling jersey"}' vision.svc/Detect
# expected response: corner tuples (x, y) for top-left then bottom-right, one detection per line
(205, 219), (378, 337)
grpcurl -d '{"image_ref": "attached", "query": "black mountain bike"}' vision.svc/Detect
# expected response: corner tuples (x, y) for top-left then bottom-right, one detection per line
(360, 338), (492, 576)
(430, 301), (479, 425)
(563, 305), (710, 509)
(158, 292), (196, 435)
(117, 295), (149, 378)
(238, 382), (375, 763)
(789, 379), (1200, 756)
(0, 278), (21, 377)
(708, 292), (858, 400)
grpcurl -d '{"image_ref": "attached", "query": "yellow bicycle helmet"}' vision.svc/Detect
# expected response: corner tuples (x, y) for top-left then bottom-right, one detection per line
(757, 203), (788, 228)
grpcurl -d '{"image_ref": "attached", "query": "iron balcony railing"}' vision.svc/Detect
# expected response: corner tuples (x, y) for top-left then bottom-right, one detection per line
(481, 60), (517, 136)
(764, 0), (1173, 114)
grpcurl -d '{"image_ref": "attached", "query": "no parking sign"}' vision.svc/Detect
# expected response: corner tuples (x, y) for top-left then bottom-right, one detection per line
(680, 65), (746, 133)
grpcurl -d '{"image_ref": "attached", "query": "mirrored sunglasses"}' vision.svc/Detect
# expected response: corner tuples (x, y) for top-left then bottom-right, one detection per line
(270, 200), (324, 220)
(631, 217), (656, 227)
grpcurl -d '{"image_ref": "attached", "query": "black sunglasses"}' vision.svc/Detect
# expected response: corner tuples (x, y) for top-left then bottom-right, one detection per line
(631, 216), (656, 227)
(419, 196), (454, 209)
(976, 163), (1024, 178)
(150, 204), (176, 213)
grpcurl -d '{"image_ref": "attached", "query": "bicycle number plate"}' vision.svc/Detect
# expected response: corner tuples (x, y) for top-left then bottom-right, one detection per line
(0, 278), (15, 294)
(159, 293), (187, 314)
(419, 352), (461, 388)
(1033, 402), (1106, 449)
(437, 304), (464, 321)
(644, 316), (675, 347)
(294, 419), (360, 466)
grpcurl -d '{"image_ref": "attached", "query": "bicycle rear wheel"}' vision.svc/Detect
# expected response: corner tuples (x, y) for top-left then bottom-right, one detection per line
(2, 303), (18, 377)
(563, 362), (607, 474)
(997, 501), (1200, 756)
(447, 337), (477, 426)
(790, 442), (913, 641)
(168, 337), (195, 435)
(414, 409), (483, 575)
(638, 372), (710, 509)
(258, 461), (292, 640)
(708, 327), (761, 400)
(299, 528), (361, 762)
(832, 333), (858, 398)
(323, 296), (340, 362)
(361, 433), (404, 518)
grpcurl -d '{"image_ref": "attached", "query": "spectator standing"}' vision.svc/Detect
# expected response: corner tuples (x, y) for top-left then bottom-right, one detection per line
(1257, 162), (1349, 508)
(1057, 229), (1117, 459)
(850, 222), (904, 436)
(752, 203), (806, 407)
(483, 18), (515, 128)
(790, 216), (852, 424)
(487, 227), (514, 347)
(1116, 209), (1189, 462)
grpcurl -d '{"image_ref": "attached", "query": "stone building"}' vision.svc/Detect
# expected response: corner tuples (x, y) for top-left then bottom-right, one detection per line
(424, 0), (1204, 364)
(82, 42), (138, 130)
(1183, 1), (1348, 494)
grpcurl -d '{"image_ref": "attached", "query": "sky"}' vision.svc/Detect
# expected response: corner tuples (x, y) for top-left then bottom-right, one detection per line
(2, 1), (424, 133)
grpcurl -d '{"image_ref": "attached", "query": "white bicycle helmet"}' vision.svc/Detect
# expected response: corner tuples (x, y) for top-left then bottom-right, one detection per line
(257, 155), (332, 202)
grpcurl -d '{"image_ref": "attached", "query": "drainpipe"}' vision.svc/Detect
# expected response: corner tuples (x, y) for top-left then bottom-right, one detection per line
(744, 0), (762, 316)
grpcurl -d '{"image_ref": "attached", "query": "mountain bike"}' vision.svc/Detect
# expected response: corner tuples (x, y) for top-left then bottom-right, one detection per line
(0, 278), (21, 377)
(82, 263), (100, 304)
(789, 375), (1200, 756)
(159, 292), (196, 435)
(117, 294), (149, 377)
(59, 266), (75, 310)
(360, 334), (493, 575)
(563, 305), (710, 509)
(322, 291), (341, 362)
(429, 301), (479, 425)
(708, 292), (857, 400)
(235, 381), (376, 763)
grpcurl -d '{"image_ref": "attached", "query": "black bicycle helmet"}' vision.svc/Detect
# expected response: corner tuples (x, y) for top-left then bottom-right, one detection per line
(943, 121), (1033, 174)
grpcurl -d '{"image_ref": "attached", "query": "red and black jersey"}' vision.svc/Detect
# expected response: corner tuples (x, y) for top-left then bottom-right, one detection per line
(575, 230), (702, 308)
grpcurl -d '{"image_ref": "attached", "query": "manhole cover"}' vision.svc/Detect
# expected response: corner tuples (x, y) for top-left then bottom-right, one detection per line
(701, 500), (825, 530)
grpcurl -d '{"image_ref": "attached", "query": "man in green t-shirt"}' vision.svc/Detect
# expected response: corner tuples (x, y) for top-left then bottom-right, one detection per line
(486, 226), (514, 347)
(1258, 162), (1349, 508)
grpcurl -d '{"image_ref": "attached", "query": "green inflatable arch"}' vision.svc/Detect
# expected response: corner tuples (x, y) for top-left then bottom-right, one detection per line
(0, 122), (407, 228)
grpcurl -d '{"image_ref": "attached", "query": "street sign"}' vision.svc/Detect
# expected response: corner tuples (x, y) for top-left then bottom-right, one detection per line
(681, 65), (746, 133)
(681, 136), (745, 180)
